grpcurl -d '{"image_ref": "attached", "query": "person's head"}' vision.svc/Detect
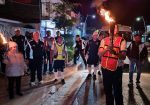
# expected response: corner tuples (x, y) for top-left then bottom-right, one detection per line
(8, 41), (17, 53)
(114, 24), (119, 35)
(57, 36), (63, 44)
(92, 31), (99, 40)
(56, 31), (61, 37)
(134, 34), (141, 43)
(14, 28), (21, 36)
(75, 35), (81, 41)
(46, 30), (51, 37)
(33, 31), (40, 42)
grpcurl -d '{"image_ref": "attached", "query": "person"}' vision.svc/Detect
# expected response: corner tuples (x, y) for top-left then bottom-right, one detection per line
(43, 30), (55, 75)
(11, 28), (26, 57)
(55, 31), (61, 41)
(85, 31), (100, 80)
(127, 34), (148, 84)
(73, 35), (87, 67)
(3, 41), (25, 99)
(53, 36), (67, 84)
(99, 24), (126, 105)
(26, 31), (45, 86)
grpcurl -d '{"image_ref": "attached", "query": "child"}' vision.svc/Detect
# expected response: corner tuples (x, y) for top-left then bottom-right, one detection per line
(53, 36), (67, 84)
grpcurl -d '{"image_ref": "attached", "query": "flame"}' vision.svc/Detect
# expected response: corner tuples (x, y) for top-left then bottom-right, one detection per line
(100, 8), (115, 23)
(0, 33), (7, 44)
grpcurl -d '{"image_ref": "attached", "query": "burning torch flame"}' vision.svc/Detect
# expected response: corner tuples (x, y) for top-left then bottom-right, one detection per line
(100, 8), (115, 23)
(0, 33), (7, 44)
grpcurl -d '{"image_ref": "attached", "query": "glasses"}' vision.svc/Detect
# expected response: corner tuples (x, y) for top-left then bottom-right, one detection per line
(12, 46), (17, 48)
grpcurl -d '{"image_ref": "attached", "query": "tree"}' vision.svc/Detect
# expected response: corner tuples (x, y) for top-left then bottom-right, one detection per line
(52, 1), (79, 35)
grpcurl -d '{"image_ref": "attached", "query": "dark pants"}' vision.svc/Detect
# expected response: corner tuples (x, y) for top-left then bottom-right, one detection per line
(8, 76), (21, 98)
(1, 62), (6, 73)
(73, 50), (87, 66)
(44, 51), (53, 73)
(29, 60), (42, 82)
(102, 67), (123, 105)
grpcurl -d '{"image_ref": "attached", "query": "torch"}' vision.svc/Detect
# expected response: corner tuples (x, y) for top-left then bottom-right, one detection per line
(100, 8), (116, 54)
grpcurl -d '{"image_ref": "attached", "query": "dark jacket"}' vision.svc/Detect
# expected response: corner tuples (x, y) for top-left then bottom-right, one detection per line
(12, 35), (25, 54)
(26, 40), (45, 63)
(127, 41), (148, 61)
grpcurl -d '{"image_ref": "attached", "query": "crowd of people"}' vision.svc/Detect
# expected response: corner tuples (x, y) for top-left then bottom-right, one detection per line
(0, 24), (148, 105)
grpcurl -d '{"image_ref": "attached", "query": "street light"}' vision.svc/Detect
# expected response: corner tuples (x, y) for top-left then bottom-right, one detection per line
(136, 16), (147, 42)
(83, 14), (96, 36)
(136, 16), (146, 32)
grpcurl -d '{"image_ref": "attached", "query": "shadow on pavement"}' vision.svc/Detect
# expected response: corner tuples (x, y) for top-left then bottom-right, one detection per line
(136, 84), (150, 105)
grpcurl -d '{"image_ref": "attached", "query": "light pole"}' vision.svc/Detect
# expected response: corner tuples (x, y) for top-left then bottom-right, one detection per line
(83, 15), (96, 36)
(136, 16), (147, 42)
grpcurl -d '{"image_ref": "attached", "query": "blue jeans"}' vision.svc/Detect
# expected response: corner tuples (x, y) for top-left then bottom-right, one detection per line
(129, 59), (142, 82)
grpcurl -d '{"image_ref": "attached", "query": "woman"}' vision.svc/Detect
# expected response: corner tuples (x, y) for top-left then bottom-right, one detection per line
(3, 41), (25, 99)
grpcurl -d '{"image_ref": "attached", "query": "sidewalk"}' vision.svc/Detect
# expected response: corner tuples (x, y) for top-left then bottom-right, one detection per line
(0, 63), (88, 105)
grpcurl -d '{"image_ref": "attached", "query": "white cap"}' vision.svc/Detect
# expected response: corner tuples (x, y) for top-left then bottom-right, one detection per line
(8, 41), (17, 48)
(14, 28), (20, 31)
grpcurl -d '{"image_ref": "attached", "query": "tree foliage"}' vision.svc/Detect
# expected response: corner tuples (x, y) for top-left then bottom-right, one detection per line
(52, 1), (79, 33)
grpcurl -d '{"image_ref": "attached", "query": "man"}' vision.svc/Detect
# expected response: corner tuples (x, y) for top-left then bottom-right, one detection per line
(127, 34), (148, 84)
(99, 24), (126, 105)
(26, 31), (45, 86)
(73, 35), (87, 67)
(43, 30), (54, 75)
(85, 31), (100, 80)
(53, 36), (67, 84)
(11, 28), (26, 57)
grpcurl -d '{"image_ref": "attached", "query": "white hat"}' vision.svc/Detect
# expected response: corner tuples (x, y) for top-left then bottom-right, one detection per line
(8, 41), (17, 48)
(14, 28), (20, 31)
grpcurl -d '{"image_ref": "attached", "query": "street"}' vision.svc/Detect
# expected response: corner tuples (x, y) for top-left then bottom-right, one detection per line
(0, 60), (150, 105)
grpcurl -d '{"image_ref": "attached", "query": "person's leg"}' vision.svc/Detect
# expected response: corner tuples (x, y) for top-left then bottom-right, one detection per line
(60, 67), (65, 84)
(73, 51), (79, 64)
(43, 61), (47, 74)
(129, 59), (135, 84)
(16, 76), (23, 96)
(8, 77), (15, 99)
(136, 60), (142, 83)
(80, 50), (87, 67)
(87, 65), (92, 79)
(102, 68), (114, 105)
(43, 51), (49, 74)
(37, 63), (43, 82)
(113, 67), (123, 105)
(29, 60), (36, 83)
(93, 65), (99, 80)
(49, 50), (53, 73)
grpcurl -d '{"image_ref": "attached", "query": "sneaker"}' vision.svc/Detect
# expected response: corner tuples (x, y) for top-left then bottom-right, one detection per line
(128, 81), (133, 85)
(93, 74), (96, 80)
(43, 72), (46, 75)
(9, 95), (14, 99)
(53, 79), (58, 82)
(38, 80), (44, 85)
(98, 71), (101, 75)
(136, 81), (140, 84)
(49, 72), (53, 74)
(30, 82), (36, 86)
(87, 74), (92, 79)
(61, 79), (65, 84)
(16, 92), (23, 96)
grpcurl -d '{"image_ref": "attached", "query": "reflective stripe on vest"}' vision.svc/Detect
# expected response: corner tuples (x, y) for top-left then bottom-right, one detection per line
(54, 43), (65, 60)
(101, 37), (122, 71)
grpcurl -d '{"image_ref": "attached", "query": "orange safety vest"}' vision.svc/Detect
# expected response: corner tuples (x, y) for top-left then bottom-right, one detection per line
(101, 36), (123, 71)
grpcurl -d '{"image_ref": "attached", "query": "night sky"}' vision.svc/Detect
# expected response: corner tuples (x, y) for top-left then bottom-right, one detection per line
(66, 0), (150, 29)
